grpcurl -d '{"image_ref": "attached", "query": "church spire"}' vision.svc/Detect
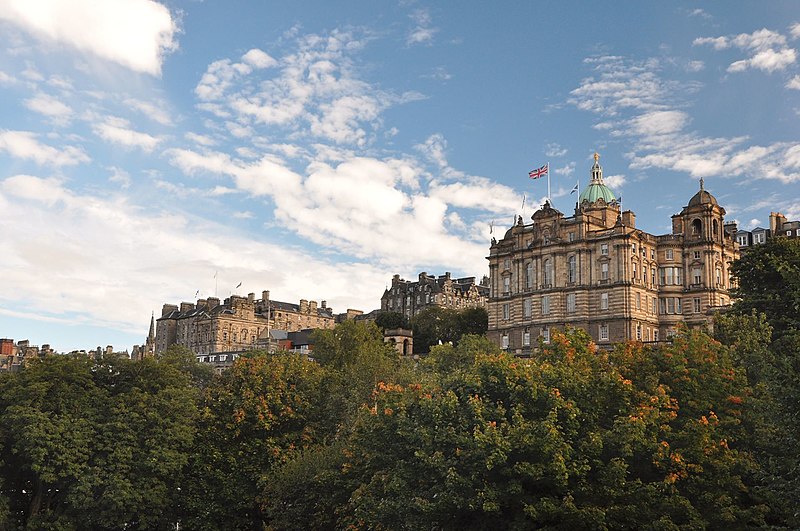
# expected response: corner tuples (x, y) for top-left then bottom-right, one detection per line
(148, 312), (155, 342)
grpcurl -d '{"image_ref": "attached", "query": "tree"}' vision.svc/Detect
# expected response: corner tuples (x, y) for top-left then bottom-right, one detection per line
(0, 355), (198, 530)
(263, 328), (767, 529)
(731, 237), (800, 338)
(456, 307), (488, 337)
(179, 351), (325, 531)
(374, 311), (409, 331)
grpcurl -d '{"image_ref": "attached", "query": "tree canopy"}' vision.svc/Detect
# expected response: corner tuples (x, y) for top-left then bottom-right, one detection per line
(731, 236), (800, 338)
(1, 316), (796, 529)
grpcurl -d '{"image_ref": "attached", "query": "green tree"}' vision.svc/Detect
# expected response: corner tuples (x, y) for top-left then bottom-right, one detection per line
(411, 306), (459, 354)
(731, 237), (800, 338)
(0, 355), (198, 530)
(457, 307), (488, 337)
(179, 351), (324, 531)
(266, 328), (768, 529)
(374, 311), (409, 331)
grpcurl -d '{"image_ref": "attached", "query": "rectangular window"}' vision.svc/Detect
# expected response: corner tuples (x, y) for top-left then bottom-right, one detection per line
(568, 232), (575, 242)
(636, 292), (641, 310)
(503, 258), (511, 270)
(665, 249), (674, 260)
(651, 249), (655, 259)
(693, 250), (701, 259)
(599, 324), (609, 341)
(632, 262), (637, 280)
(503, 276), (510, 294)
(566, 293), (576, 313)
(523, 298), (532, 318)
(632, 244), (637, 253)
(693, 298), (701, 313)
(600, 292), (609, 310)
(653, 329), (659, 341)
(601, 262), (609, 280)
(636, 324), (642, 340)
(522, 331), (530, 346)
(667, 298), (675, 314)
(541, 295), (550, 315)
(525, 263), (534, 289)
(542, 328), (550, 343)
(502, 334), (509, 349)
(692, 267), (702, 285)
(652, 268), (656, 285)
(601, 243), (609, 255)
(502, 303), (510, 320)
(676, 298), (682, 314)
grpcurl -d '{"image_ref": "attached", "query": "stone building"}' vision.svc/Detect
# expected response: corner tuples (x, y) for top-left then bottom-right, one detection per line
(155, 290), (336, 356)
(487, 153), (738, 353)
(381, 272), (489, 319)
(734, 211), (800, 251)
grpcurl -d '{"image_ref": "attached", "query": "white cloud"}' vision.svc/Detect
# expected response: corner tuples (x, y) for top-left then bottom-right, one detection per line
(569, 56), (692, 116)
(0, 0), (178, 75)
(569, 55), (800, 183)
(787, 75), (800, 90)
(728, 48), (796, 73)
(423, 67), (452, 81)
(0, 130), (89, 166)
(407, 8), (438, 46)
(688, 8), (712, 20)
(185, 132), (217, 146)
(791, 23), (800, 40)
(554, 162), (575, 177)
(695, 28), (796, 73)
(108, 166), (131, 188)
(92, 116), (160, 151)
(686, 60), (705, 72)
(165, 146), (499, 272)
(629, 110), (689, 137)
(241, 48), (277, 69)
(0, 70), (18, 85)
(23, 92), (73, 122)
(194, 30), (421, 147)
(603, 174), (626, 189)
(124, 98), (172, 125)
(545, 143), (568, 157)
(0, 174), (391, 344)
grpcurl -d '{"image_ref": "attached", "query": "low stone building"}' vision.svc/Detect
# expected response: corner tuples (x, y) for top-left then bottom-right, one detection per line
(155, 290), (336, 356)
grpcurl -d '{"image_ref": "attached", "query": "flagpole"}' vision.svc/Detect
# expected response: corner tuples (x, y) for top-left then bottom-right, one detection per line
(547, 162), (551, 203)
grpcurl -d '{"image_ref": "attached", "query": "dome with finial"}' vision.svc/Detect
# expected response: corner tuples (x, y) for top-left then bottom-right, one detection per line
(578, 152), (617, 204)
(688, 177), (718, 207)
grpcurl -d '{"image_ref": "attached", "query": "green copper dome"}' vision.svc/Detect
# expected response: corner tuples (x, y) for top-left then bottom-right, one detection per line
(578, 153), (616, 204)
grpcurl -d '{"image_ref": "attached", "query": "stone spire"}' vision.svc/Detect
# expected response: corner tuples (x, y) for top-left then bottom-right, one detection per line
(148, 312), (155, 342)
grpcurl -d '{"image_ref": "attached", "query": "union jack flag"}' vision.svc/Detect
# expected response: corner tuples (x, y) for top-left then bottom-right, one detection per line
(528, 163), (548, 179)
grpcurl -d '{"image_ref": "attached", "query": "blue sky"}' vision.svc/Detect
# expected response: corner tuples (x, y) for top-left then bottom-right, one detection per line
(1, 1), (799, 352)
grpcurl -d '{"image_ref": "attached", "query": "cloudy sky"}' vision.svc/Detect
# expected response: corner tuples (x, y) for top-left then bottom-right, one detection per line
(1, 1), (799, 352)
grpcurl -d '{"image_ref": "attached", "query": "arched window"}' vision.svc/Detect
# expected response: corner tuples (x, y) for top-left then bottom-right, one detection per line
(567, 255), (576, 284)
(712, 219), (719, 240)
(691, 219), (702, 236)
